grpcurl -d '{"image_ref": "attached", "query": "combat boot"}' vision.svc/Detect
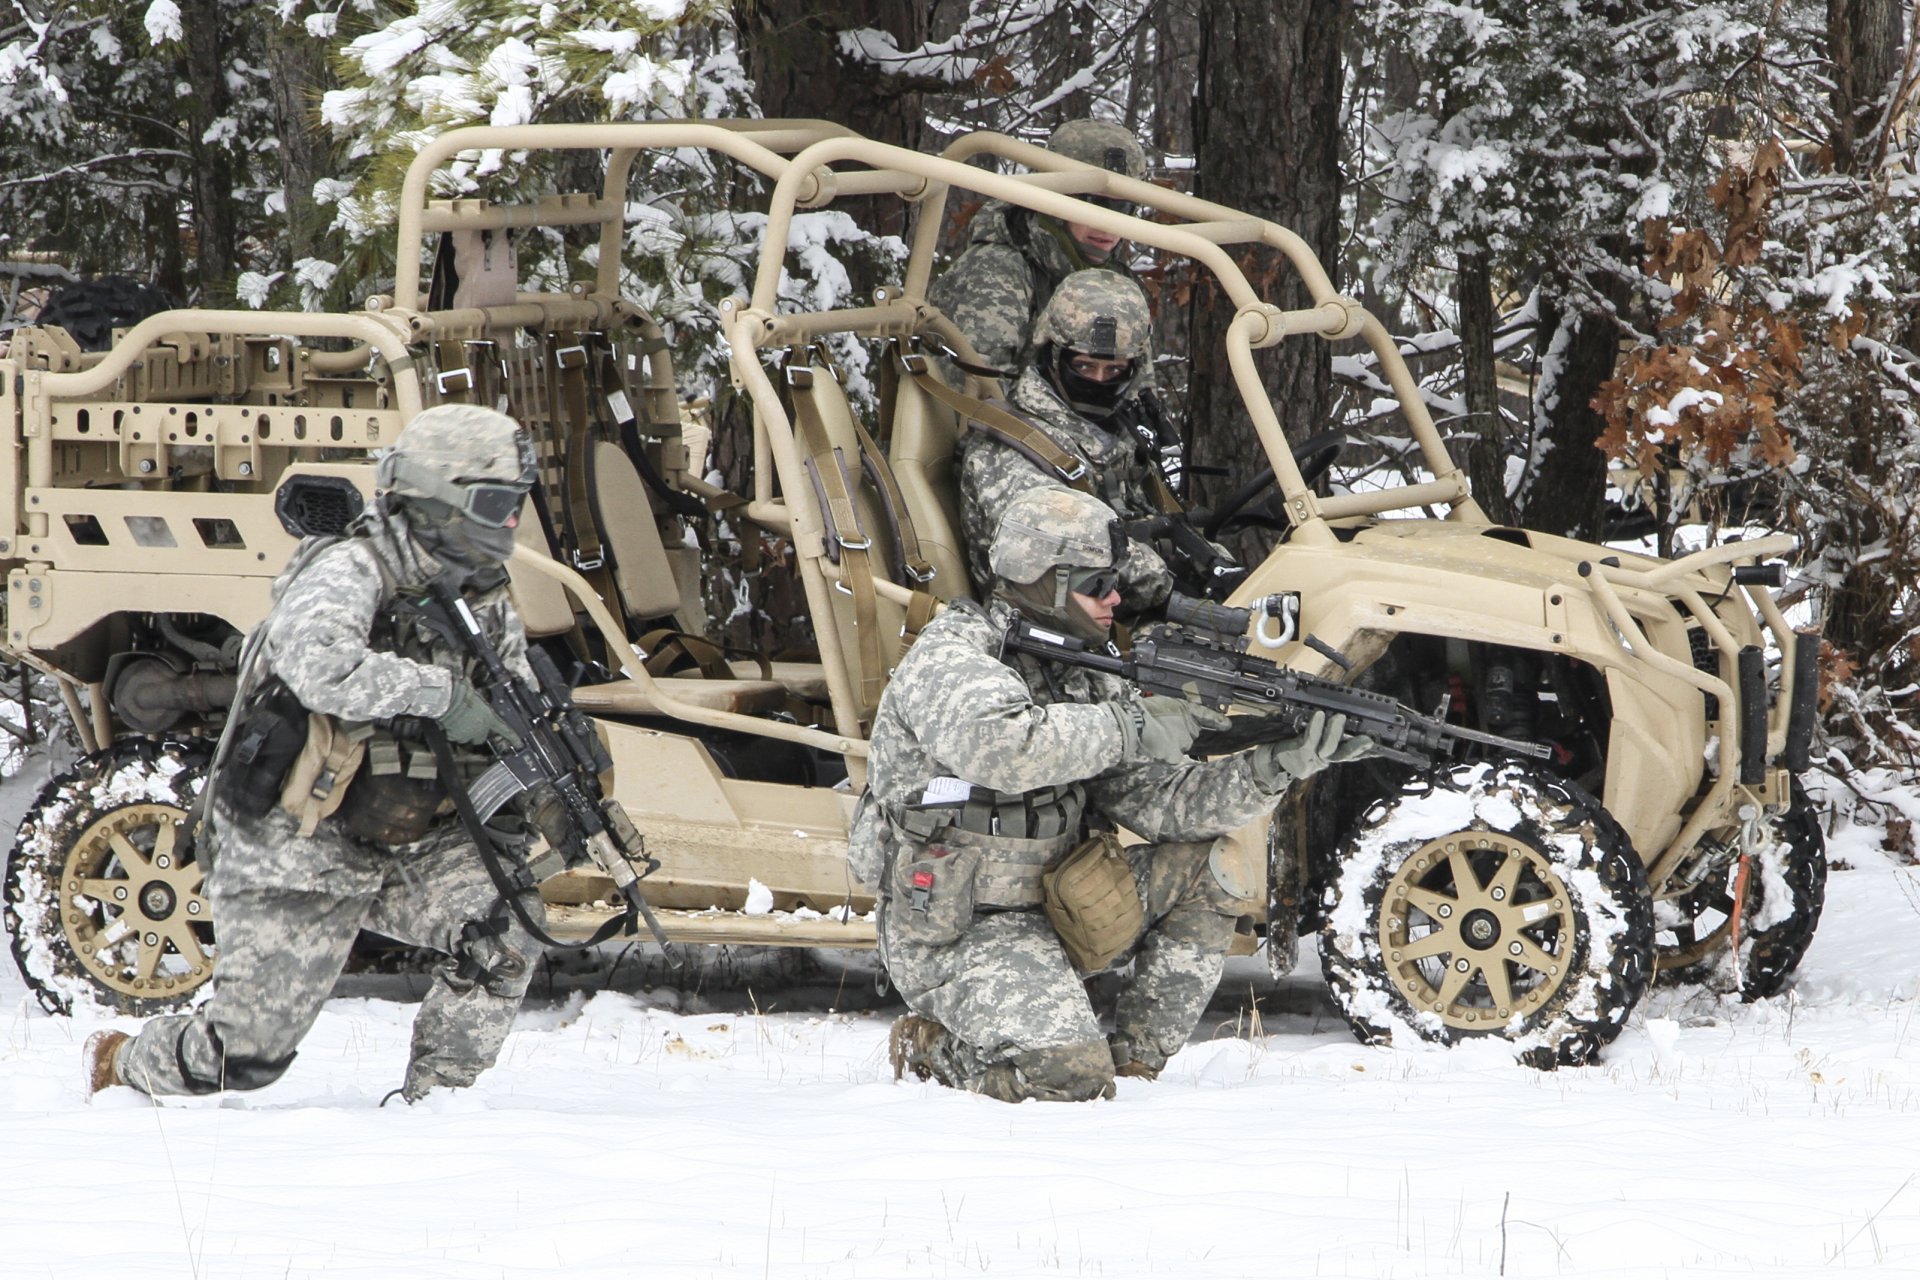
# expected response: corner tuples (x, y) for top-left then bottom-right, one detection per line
(1108, 1032), (1162, 1081)
(888, 1014), (951, 1083)
(83, 1030), (130, 1095)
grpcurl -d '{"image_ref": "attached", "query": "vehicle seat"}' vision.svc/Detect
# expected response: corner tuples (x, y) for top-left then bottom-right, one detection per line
(786, 355), (909, 724)
(886, 347), (975, 602)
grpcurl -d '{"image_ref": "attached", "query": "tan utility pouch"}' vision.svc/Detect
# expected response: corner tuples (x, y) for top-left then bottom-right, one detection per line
(277, 715), (372, 837)
(1041, 832), (1143, 974)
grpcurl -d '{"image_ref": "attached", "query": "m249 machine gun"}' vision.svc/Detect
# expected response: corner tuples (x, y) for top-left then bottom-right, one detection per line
(1001, 591), (1552, 768)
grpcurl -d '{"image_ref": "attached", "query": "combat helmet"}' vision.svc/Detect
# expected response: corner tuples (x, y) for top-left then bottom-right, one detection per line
(989, 487), (1127, 642)
(1032, 270), (1153, 421)
(1048, 119), (1148, 182)
(1035, 119), (1148, 269)
(376, 404), (538, 567)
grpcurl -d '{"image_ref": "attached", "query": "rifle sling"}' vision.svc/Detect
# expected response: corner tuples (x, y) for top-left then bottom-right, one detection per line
(422, 720), (635, 952)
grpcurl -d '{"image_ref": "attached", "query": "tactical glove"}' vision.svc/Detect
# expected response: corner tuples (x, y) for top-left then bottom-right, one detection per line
(1111, 695), (1232, 764)
(1250, 710), (1375, 787)
(441, 677), (521, 747)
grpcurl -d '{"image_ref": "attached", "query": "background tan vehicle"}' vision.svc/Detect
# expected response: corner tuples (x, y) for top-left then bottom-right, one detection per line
(0, 121), (1823, 1065)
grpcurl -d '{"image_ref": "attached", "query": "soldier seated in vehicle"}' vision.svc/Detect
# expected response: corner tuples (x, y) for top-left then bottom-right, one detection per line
(856, 486), (1374, 1102)
(930, 118), (1149, 375)
(86, 405), (550, 1105)
(957, 269), (1239, 612)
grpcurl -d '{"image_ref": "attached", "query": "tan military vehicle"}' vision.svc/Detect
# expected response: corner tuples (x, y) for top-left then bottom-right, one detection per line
(0, 121), (1823, 1065)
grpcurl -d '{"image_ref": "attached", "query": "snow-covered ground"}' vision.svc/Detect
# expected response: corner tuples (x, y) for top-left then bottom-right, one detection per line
(6, 746), (1920, 1279)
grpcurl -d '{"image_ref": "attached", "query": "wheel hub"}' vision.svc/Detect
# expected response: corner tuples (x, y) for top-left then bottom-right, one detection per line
(1460, 907), (1502, 950)
(139, 880), (178, 920)
(59, 801), (212, 999)
(1378, 830), (1576, 1031)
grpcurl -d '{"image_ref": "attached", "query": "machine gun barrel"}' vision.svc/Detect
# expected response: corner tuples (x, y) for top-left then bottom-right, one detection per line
(999, 600), (1551, 769)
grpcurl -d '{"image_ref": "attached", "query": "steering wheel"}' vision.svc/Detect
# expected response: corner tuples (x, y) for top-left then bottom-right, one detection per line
(1200, 429), (1346, 540)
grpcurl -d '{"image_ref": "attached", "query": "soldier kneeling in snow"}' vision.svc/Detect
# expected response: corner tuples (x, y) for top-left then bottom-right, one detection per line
(87, 406), (546, 1105)
(854, 486), (1375, 1101)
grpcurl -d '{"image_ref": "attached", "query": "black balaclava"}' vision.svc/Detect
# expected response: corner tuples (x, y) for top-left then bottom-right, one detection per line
(1042, 344), (1132, 422)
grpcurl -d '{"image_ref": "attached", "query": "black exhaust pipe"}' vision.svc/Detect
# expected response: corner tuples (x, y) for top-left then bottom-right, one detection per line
(1783, 628), (1821, 774)
(1737, 645), (1767, 785)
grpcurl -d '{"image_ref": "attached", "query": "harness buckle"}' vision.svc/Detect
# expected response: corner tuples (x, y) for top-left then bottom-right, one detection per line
(436, 367), (474, 393)
(571, 550), (605, 572)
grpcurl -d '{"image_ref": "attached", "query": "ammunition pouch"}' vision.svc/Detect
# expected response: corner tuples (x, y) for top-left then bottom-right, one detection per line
(335, 729), (447, 846)
(884, 782), (1084, 947)
(277, 714), (372, 837)
(216, 678), (310, 821)
(1041, 832), (1144, 974)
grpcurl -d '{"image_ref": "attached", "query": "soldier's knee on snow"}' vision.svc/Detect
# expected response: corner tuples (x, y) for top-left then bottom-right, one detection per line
(221, 1050), (299, 1091)
(173, 1023), (299, 1095)
(992, 1039), (1116, 1103)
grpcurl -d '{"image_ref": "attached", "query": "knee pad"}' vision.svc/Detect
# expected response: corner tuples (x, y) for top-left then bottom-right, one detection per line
(999, 1040), (1116, 1103)
(177, 1024), (297, 1094)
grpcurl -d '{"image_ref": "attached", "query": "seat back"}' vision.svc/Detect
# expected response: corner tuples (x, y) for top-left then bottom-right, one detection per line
(506, 498), (577, 638)
(886, 353), (975, 602)
(785, 356), (911, 726)
(590, 439), (685, 621)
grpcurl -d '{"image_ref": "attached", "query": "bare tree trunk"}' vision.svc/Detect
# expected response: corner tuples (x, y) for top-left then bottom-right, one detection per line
(181, 0), (237, 302)
(1457, 249), (1513, 523)
(734, 0), (928, 239)
(1149, 0), (1201, 157)
(1186, 0), (1346, 555)
(1828, 0), (1907, 173)
(265, 8), (336, 286)
(1522, 290), (1617, 541)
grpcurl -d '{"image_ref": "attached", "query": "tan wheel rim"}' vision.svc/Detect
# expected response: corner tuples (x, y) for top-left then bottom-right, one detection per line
(1377, 831), (1577, 1032)
(59, 802), (214, 1001)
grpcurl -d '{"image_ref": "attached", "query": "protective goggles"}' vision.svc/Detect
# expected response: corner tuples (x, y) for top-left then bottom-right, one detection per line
(1085, 194), (1136, 218)
(452, 479), (532, 528)
(1067, 565), (1121, 598)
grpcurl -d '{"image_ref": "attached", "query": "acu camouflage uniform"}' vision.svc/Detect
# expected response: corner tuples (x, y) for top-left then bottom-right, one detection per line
(928, 119), (1149, 374)
(115, 424), (543, 1103)
(855, 597), (1287, 1103)
(928, 202), (1123, 374)
(958, 271), (1176, 609)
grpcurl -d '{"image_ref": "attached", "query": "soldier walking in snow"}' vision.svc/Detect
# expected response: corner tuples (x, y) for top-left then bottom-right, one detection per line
(86, 405), (548, 1105)
(855, 486), (1374, 1102)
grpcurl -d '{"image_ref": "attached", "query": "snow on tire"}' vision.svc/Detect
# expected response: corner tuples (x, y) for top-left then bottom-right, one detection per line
(1318, 761), (1653, 1068)
(3, 737), (213, 1015)
(1653, 786), (1827, 1000)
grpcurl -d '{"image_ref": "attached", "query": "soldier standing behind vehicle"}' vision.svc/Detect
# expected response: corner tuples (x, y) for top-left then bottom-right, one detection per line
(85, 405), (547, 1105)
(930, 118), (1148, 374)
(855, 487), (1373, 1102)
